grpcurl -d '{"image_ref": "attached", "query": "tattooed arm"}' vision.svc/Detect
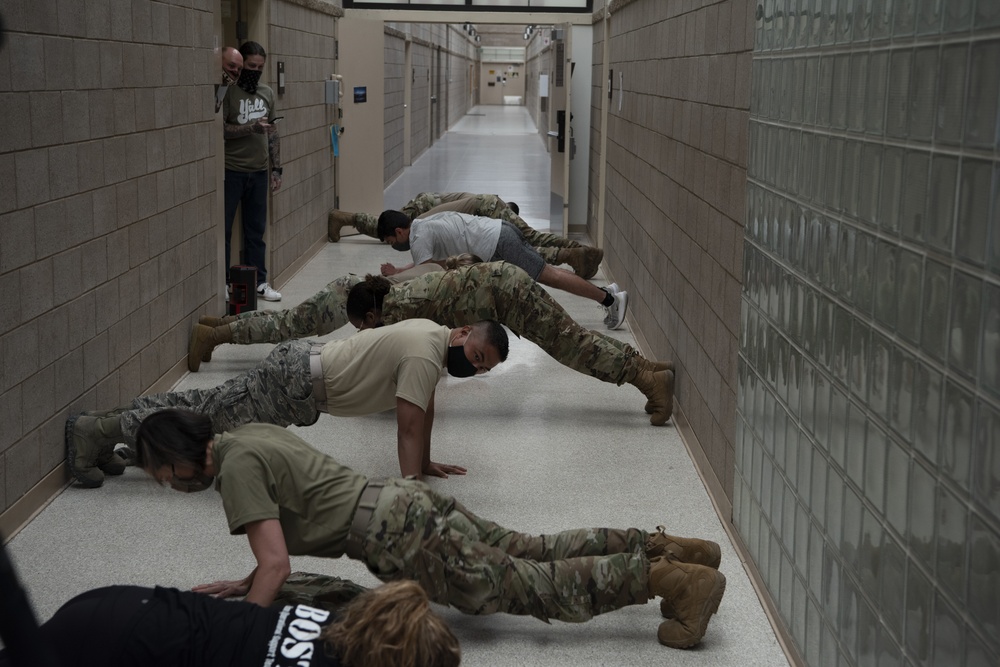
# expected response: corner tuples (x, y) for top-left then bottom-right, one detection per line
(267, 126), (281, 171)
(268, 126), (282, 192)
(223, 120), (269, 140)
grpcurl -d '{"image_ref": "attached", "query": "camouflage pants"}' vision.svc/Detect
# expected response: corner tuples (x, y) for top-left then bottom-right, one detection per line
(230, 275), (363, 344)
(118, 340), (320, 443)
(384, 261), (643, 384)
(355, 191), (581, 261)
(225, 263), (641, 383)
(271, 572), (369, 612)
(359, 478), (651, 622)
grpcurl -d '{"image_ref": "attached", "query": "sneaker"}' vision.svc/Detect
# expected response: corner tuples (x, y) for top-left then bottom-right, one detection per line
(603, 290), (628, 330)
(603, 283), (619, 295)
(257, 283), (282, 301)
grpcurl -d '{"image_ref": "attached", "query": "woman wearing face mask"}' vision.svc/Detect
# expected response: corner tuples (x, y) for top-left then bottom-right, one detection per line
(0, 576), (461, 667)
(65, 318), (509, 488)
(133, 410), (726, 650)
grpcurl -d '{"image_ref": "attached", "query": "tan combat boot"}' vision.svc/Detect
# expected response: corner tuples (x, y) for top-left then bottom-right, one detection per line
(328, 210), (355, 242)
(187, 324), (234, 372)
(65, 413), (126, 488)
(556, 247), (605, 279)
(197, 315), (238, 362)
(648, 556), (726, 649)
(629, 369), (674, 425)
(646, 526), (722, 569)
(198, 315), (237, 328)
(637, 359), (675, 413)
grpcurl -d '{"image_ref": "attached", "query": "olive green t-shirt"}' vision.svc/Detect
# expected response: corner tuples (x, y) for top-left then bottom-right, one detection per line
(212, 423), (368, 558)
(320, 319), (448, 416)
(222, 83), (275, 172)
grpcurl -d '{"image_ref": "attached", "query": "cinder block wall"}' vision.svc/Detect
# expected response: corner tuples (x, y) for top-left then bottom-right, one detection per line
(267, 0), (340, 283)
(409, 42), (431, 162)
(593, 0), (752, 502)
(0, 0), (219, 521)
(384, 29), (406, 184)
(382, 24), (476, 187)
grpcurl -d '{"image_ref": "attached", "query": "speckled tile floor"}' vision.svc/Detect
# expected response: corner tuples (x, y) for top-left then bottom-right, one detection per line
(5, 106), (788, 667)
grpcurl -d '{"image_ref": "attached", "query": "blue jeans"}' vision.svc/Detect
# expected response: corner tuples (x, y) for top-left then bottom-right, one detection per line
(224, 169), (269, 285)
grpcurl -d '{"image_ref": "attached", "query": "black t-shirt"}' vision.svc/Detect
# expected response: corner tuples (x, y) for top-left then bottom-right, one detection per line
(132, 587), (341, 667)
(0, 586), (341, 667)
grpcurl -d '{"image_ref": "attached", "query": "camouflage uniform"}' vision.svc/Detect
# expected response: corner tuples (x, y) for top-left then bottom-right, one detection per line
(352, 191), (581, 262)
(358, 478), (652, 622)
(227, 262), (643, 385)
(271, 572), (369, 611)
(119, 340), (319, 443)
(383, 262), (644, 384)
(229, 275), (363, 344)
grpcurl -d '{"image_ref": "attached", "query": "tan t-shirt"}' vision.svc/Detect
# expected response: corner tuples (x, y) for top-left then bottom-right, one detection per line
(212, 423), (368, 558)
(320, 319), (448, 416)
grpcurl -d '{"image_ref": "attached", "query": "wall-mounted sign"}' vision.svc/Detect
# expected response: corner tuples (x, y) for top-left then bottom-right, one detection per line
(354, 86), (367, 103)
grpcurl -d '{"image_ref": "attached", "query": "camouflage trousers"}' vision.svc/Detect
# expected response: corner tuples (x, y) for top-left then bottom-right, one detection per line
(358, 478), (652, 622)
(384, 261), (643, 384)
(271, 572), (369, 612)
(230, 275), (363, 344)
(354, 191), (581, 261)
(118, 340), (320, 443)
(226, 263), (641, 384)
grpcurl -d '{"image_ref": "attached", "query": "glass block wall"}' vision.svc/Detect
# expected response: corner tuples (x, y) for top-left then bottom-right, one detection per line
(735, 2), (1000, 666)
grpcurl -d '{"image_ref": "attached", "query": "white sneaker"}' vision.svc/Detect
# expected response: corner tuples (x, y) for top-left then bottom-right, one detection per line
(603, 283), (619, 295)
(257, 283), (282, 301)
(604, 290), (628, 330)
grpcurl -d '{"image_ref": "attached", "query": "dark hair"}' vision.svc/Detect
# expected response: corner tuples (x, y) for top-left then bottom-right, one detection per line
(377, 210), (412, 241)
(471, 320), (509, 362)
(239, 41), (266, 59)
(346, 275), (393, 320)
(506, 201), (520, 215)
(135, 409), (213, 477)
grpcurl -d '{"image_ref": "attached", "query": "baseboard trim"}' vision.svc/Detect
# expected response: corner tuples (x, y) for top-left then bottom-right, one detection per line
(3, 233), (332, 544)
(272, 235), (330, 288)
(604, 262), (803, 667)
(0, 466), (70, 544)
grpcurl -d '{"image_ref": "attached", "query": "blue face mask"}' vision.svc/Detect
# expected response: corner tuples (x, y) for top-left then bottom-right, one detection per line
(391, 240), (410, 251)
(446, 345), (477, 378)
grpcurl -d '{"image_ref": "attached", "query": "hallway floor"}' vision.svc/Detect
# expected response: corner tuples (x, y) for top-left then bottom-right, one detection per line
(6, 106), (788, 666)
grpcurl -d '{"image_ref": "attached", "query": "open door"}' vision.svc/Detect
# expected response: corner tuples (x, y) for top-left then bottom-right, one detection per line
(336, 16), (384, 215)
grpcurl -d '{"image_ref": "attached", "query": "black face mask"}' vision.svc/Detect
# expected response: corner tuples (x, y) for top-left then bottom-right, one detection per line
(391, 240), (410, 251)
(237, 68), (262, 94)
(446, 345), (478, 378)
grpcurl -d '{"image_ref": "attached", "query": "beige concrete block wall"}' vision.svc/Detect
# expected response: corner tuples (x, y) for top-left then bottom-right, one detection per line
(0, 0), (219, 520)
(595, 0), (753, 502)
(409, 43), (431, 161)
(267, 0), (340, 284)
(587, 13), (605, 237)
(445, 30), (475, 125)
(384, 31), (406, 184)
(382, 25), (476, 187)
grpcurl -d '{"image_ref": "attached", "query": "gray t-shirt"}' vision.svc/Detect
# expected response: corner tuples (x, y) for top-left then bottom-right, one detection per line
(222, 83), (275, 172)
(409, 211), (502, 266)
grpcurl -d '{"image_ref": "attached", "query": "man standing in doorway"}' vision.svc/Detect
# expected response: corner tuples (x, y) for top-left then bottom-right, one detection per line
(222, 41), (283, 302)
